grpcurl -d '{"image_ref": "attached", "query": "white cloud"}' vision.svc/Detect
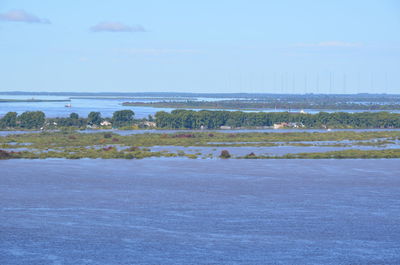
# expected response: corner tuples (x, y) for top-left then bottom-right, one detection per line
(90, 22), (146, 32)
(0, 10), (50, 24)
(294, 41), (361, 48)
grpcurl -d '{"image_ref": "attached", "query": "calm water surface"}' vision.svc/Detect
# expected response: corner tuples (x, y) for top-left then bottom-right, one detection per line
(2, 95), (400, 118)
(1, 159), (399, 264)
(2, 128), (400, 137)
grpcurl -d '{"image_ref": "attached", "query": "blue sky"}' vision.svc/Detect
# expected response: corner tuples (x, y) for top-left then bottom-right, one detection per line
(0, 0), (399, 93)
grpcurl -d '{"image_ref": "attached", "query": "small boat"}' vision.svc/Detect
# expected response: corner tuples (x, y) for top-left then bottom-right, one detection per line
(65, 103), (72, 108)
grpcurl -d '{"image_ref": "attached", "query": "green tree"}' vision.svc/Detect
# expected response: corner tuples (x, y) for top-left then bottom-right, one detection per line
(0, 112), (17, 128)
(88, 112), (102, 125)
(112, 110), (135, 127)
(153, 109), (400, 129)
(18, 111), (45, 129)
(69, 113), (79, 119)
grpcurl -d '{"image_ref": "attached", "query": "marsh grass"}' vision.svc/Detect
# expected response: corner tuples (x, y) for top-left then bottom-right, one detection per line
(1, 130), (400, 159)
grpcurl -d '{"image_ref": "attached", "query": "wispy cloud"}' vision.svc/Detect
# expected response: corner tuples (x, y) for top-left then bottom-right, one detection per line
(90, 22), (146, 33)
(294, 41), (362, 48)
(0, 10), (50, 24)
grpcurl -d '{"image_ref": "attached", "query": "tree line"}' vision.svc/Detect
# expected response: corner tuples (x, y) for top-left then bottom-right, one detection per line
(0, 110), (140, 129)
(2, 109), (400, 129)
(155, 109), (400, 129)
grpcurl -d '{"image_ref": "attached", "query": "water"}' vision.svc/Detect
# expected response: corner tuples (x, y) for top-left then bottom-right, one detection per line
(2, 128), (400, 137)
(1, 159), (399, 264)
(79, 128), (400, 135)
(0, 96), (173, 119)
(3, 141), (400, 157)
(2, 95), (400, 119)
(150, 143), (400, 157)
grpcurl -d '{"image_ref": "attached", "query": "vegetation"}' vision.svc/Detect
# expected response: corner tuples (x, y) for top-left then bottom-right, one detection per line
(112, 110), (135, 127)
(0, 130), (399, 160)
(284, 149), (400, 159)
(0, 110), (147, 130)
(219, 150), (231, 158)
(47, 113), (87, 128)
(18, 111), (45, 129)
(1, 130), (399, 147)
(155, 109), (400, 129)
(0, 112), (17, 127)
(236, 149), (400, 159)
(3, 108), (400, 130)
(87, 112), (102, 126)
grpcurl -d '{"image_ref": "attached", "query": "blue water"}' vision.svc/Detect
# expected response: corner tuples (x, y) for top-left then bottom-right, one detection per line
(2, 128), (400, 137)
(1, 159), (399, 264)
(2, 95), (400, 119)
(0, 96), (172, 119)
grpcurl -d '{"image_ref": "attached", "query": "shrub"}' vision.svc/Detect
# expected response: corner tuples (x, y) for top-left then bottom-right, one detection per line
(173, 134), (195, 138)
(244, 152), (257, 159)
(220, 150), (231, 159)
(0, 150), (14, 159)
(128, 146), (139, 151)
(103, 133), (112, 138)
(103, 146), (114, 151)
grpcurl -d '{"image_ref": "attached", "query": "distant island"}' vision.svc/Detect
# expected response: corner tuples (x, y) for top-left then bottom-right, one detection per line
(0, 98), (71, 103)
(122, 100), (400, 111)
(1, 91), (400, 100)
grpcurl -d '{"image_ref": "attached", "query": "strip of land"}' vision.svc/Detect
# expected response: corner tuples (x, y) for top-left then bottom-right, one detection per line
(0, 99), (70, 103)
(1, 130), (399, 159)
(122, 100), (400, 110)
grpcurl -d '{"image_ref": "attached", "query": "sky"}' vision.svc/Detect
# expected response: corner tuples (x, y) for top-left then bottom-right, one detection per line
(0, 0), (399, 94)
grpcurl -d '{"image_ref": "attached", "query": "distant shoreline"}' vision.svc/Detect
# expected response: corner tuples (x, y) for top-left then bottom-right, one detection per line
(0, 99), (71, 103)
(1, 91), (400, 97)
(122, 100), (400, 111)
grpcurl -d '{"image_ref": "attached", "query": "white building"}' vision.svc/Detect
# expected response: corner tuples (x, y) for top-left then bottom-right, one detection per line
(100, 120), (112, 126)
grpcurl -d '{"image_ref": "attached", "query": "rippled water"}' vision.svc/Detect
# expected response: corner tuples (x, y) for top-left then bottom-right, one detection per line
(1, 159), (399, 264)
(150, 143), (400, 157)
(2, 128), (400, 137)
